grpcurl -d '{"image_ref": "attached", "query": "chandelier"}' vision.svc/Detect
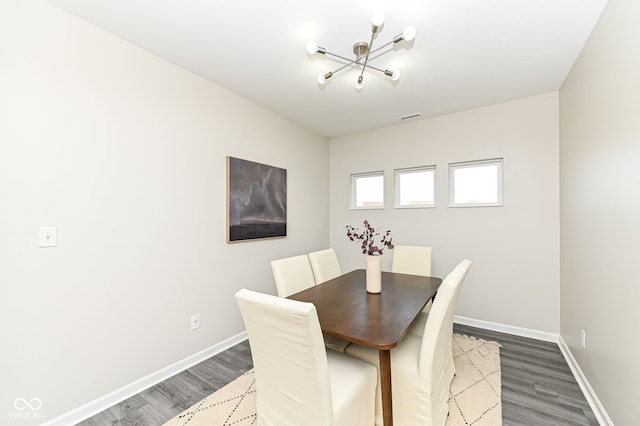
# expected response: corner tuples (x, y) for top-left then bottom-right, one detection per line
(306, 11), (416, 90)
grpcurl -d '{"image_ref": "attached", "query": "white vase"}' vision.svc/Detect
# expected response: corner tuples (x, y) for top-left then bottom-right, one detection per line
(365, 255), (382, 293)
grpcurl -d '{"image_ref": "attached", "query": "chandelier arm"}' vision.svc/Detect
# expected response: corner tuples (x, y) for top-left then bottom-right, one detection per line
(325, 61), (359, 77)
(323, 51), (391, 80)
(324, 51), (365, 66)
(323, 38), (395, 65)
(366, 39), (396, 57)
(328, 63), (387, 76)
(362, 63), (386, 74)
(322, 35), (397, 70)
(322, 51), (370, 79)
(358, 30), (377, 81)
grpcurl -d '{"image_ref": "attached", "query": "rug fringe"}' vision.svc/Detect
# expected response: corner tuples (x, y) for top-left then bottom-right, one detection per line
(454, 333), (503, 348)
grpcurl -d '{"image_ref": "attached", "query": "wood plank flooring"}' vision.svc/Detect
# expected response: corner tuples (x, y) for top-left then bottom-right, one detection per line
(454, 324), (598, 426)
(78, 324), (598, 426)
(77, 341), (253, 426)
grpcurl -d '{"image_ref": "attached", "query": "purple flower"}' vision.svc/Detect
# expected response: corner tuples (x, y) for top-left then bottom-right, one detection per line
(345, 220), (394, 256)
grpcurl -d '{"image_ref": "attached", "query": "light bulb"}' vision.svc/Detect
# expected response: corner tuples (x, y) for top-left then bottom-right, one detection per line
(306, 41), (318, 55)
(391, 69), (401, 81)
(371, 11), (385, 27)
(317, 72), (332, 85)
(355, 76), (364, 90)
(402, 25), (416, 42)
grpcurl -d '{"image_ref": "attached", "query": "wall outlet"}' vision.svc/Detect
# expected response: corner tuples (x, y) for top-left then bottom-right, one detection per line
(191, 314), (200, 331)
(581, 329), (586, 349)
(39, 227), (57, 248)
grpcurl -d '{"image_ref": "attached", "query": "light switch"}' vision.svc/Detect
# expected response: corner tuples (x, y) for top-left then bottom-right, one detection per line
(39, 227), (57, 248)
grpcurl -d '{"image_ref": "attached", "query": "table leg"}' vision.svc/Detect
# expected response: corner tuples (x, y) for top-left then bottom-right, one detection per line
(379, 349), (393, 426)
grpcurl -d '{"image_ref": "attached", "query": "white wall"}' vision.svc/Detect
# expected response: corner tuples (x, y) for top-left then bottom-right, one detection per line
(0, 1), (329, 423)
(330, 93), (560, 333)
(560, 0), (640, 424)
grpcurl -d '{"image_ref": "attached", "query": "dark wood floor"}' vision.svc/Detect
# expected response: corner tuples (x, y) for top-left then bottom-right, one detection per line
(78, 324), (598, 426)
(77, 341), (253, 426)
(454, 324), (598, 426)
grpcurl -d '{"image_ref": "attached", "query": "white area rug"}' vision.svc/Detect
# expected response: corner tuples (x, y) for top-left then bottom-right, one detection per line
(165, 334), (502, 425)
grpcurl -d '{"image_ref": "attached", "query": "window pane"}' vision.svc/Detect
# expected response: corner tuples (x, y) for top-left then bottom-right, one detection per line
(395, 167), (435, 208)
(450, 159), (503, 207)
(352, 173), (384, 209)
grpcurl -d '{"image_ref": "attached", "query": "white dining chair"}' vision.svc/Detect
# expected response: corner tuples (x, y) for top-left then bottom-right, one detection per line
(235, 288), (377, 426)
(270, 254), (316, 297)
(308, 248), (342, 284)
(345, 259), (472, 426)
(271, 254), (351, 352)
(391, 245), (433, 277)
(392, 245), (434, 333)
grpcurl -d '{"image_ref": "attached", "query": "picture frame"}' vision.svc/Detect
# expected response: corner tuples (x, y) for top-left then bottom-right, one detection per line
(226, 156), (287, 242)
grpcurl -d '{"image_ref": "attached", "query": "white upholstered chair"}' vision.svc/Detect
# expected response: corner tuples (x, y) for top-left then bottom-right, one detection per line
(270, 254), (350, 352)
(270, 254), (316, 297)
(345, 259), (472, 426)
(235, 289), (377, 426)
(392, 245), (434, 336)
(308, 248), (342, 284)
(391, 245), (433, 277)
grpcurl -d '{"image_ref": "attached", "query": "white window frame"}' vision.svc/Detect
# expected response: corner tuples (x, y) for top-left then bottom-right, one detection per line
(394, 166), (436, 208)
(350, 171), (384, 209)
(449, 158), (503, 207)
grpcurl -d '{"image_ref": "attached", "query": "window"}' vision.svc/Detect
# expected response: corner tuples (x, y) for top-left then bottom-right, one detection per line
(395, 166), (436, 208)
(449, 159), (503, 207)
(351, 172), (384, 209)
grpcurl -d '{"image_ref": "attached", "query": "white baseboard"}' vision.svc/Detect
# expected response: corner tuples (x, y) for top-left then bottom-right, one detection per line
(454, 315), (560, 343)
(42, 331), (248, 426)
(557, 336), (613, 426)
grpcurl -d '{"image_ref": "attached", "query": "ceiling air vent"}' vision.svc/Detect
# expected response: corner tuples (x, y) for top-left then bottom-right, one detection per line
(400, 113), (421, 121)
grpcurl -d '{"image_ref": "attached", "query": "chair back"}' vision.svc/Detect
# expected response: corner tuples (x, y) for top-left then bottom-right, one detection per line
(418, 259), (472, 382)
(308, 248), (342, 284)
(235, 289), (334, 425)
(271, 255), (316, 297)
(391, 245), (433, 276)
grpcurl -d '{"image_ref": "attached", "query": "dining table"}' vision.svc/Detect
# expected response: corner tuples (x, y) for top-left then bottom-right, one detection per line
(288, 268), (442, 426)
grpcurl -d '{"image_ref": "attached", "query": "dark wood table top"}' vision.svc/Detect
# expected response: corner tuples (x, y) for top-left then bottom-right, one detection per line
(288, 269), (442, 350)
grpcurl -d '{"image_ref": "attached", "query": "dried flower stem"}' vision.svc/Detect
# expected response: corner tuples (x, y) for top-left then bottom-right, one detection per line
(345, 219), (394, 256)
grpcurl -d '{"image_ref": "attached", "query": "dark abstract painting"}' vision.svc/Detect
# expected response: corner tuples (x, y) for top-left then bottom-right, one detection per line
(227, 156), (287, 242)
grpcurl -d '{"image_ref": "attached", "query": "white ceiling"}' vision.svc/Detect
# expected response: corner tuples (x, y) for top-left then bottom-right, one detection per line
(47, 0), (607, 138)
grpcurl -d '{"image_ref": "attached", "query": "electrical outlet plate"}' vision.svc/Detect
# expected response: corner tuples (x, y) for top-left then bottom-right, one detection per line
(191, 314), (200, 331)
(581, 329), (586, 349)
(39, 227), (57, 247)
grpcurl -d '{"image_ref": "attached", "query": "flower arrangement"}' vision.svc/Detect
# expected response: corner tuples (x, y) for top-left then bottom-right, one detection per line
(346, 220), (394, 256)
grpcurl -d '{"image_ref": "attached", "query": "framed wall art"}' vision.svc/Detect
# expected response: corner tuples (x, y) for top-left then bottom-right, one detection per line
(226, 156), (287, 242)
